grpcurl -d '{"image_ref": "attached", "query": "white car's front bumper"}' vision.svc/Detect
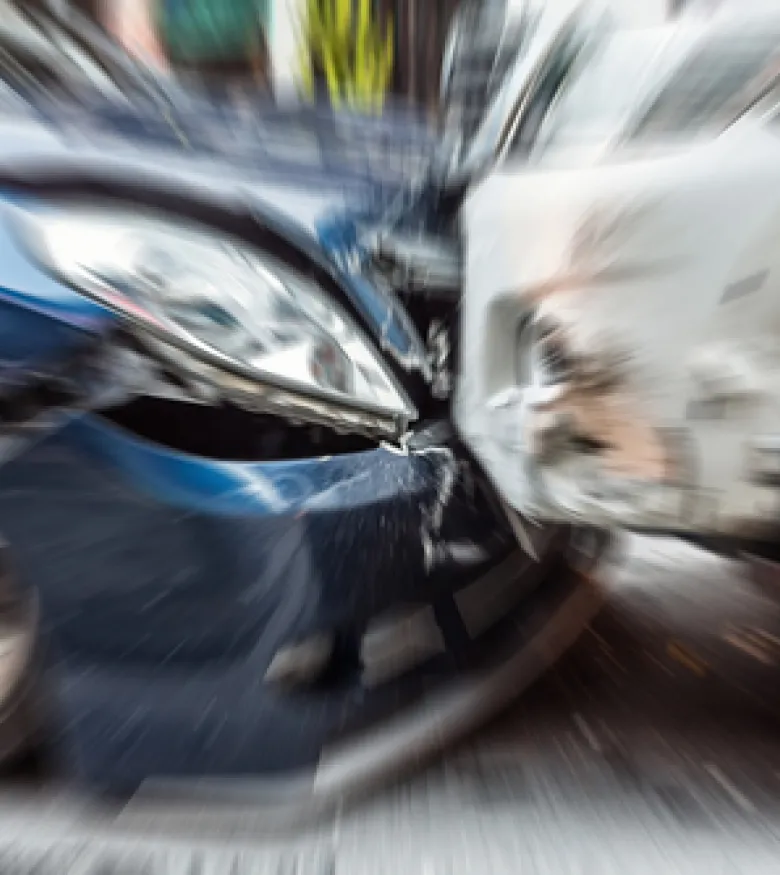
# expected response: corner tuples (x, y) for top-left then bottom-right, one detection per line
(455, 141), (780, 542)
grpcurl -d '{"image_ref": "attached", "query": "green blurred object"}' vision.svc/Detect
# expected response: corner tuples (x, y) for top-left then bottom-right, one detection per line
(298, 0), (394, 113)
(157, 0), (271, 64)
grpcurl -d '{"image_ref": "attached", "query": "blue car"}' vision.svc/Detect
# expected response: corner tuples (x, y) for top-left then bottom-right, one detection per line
(0, 1), (605, 815)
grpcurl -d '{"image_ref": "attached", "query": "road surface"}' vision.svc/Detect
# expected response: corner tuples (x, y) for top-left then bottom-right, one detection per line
(2, 536), (780, 873)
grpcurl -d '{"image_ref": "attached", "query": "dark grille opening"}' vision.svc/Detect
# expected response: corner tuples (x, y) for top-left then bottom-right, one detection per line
(101, 397), (376, 462)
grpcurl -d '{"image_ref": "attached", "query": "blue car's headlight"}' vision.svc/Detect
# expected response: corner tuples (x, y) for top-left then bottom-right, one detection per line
(12, 206), (416, 439)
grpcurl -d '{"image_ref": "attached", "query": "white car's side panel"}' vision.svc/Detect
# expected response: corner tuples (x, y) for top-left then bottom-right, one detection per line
(456, 124), (780, 538)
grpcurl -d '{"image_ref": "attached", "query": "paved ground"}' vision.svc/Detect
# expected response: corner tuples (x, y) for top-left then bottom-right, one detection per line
(3, 536), (780, 873)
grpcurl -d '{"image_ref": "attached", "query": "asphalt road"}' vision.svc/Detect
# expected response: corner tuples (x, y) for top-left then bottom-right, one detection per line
(2, 536), (780, 873)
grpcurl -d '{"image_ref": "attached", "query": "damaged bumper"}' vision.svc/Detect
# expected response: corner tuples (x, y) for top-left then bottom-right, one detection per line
(0, 405), (594, 803)
(481, 381), (696, 533)
(457, 158), (780, 543)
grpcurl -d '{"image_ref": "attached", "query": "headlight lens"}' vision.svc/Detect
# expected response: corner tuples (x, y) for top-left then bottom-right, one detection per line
(13, 207), (416, 437)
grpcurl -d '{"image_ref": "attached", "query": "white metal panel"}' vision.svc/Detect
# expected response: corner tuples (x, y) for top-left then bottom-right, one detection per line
(456, 117), (780, 536)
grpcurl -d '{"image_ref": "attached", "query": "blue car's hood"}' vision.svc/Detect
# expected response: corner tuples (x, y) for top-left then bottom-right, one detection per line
(2, 85), (435, 219)
(0, 111), (348, 233)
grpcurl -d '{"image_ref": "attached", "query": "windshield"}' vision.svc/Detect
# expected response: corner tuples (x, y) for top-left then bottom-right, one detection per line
(442, 1), (542, 170)
(534, 19), (780, 159)
(532, 28), (674, 157)
(456, 0), (613, 177)
(630, 25), (780, 142)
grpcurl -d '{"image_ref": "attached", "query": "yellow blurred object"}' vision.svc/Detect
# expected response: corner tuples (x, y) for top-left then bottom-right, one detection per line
(297, 0), (394, 113)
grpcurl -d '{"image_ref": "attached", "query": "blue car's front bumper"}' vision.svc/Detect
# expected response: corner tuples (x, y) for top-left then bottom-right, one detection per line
(0, 399), (597, 804)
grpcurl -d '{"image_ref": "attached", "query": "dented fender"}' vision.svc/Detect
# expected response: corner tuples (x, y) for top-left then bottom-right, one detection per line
(456, 133), (780, 540)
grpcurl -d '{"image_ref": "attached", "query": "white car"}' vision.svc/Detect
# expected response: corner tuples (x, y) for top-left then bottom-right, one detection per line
(450, 0), (780, 546)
